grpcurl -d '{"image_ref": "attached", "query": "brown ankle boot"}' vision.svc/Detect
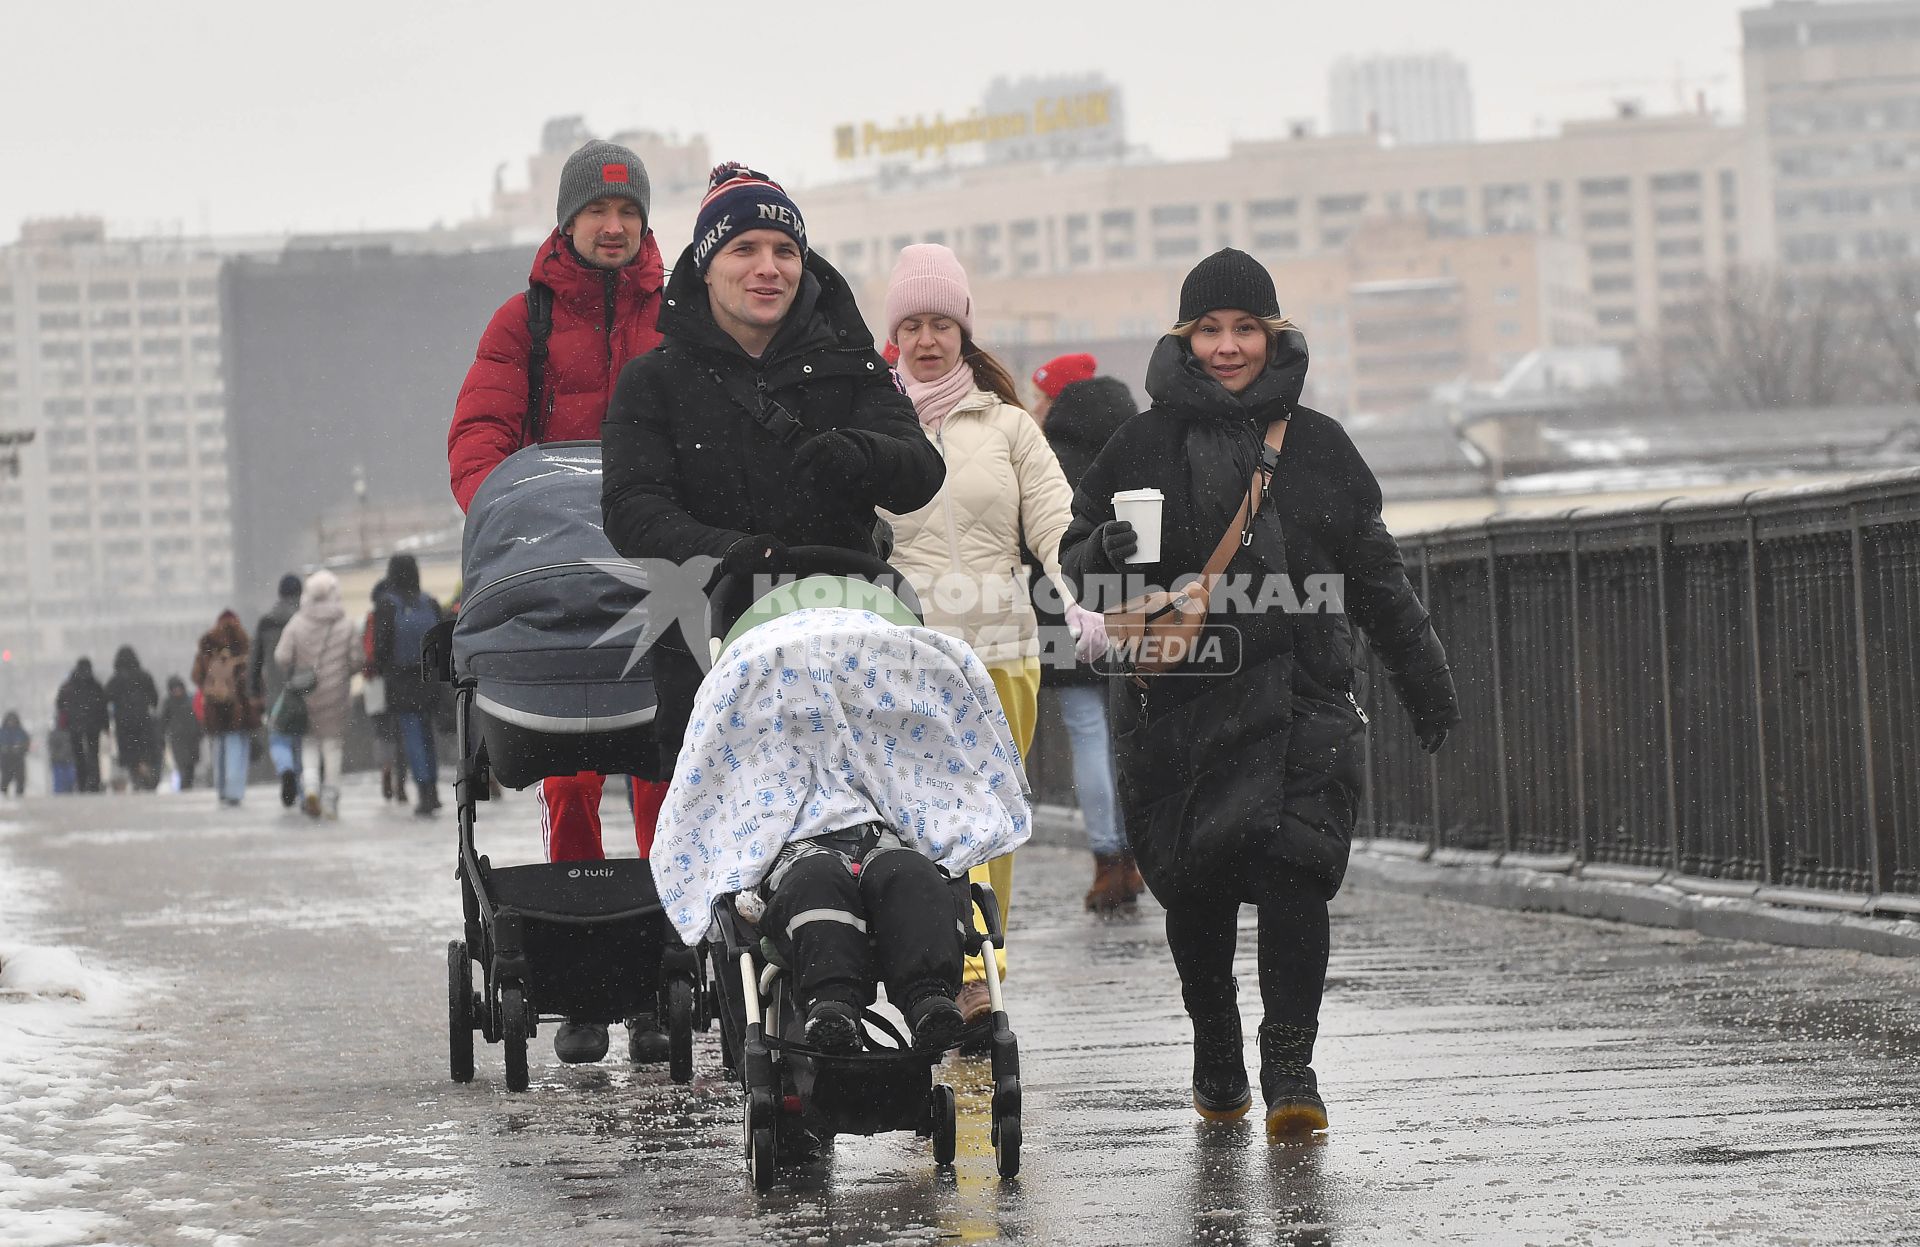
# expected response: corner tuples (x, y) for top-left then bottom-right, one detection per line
(1117, 850), (1146, 903)
(1084, 854), (1129, 913)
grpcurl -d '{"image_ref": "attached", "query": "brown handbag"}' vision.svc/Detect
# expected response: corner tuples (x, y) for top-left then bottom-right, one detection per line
(1102, 417), (1289, 681)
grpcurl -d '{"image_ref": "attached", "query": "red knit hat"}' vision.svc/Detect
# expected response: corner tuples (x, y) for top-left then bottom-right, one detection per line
(1032, 353), (1097, 399)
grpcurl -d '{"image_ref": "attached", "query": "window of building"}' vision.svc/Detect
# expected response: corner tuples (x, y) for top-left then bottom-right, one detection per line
(1104, 240), (1136, 261)
(93, 396), (136, 417)
(141, 307), (182, 326)
(1580, 177), (1630, 197)
(1247, 198), (1297, 220)
(1154, 237), (1200, 260)
(1011, 219), (1040, 239)
(1321, 228), (1351, 248)
(187, 278), (217, 297)
(38, 283), (80, 302)
(141, 338), (183, 355)
(189, 305), (218, 325)
(39, 312), (81, 331)
(1650, 172), (1702, 193)
(1656, 237), (1704, 258)
(1597, 307), (1638, 327)
(92, 308), (132, 328)
(87, 281), (130, 301)
(1659, 270), (1708, 291)
(40, 342), (82, 361)
(1589, 242), (1633, 263)
(1252, 230), (1299, 252)
(1656, 205), (1701, 226)
(1317, 193), (1367, 215)
(93, 339), (133, 357)
(1066, 244), (1092, 267)
(137, 279), (181, 299)
(1592, 274), (1635, 294)
(1151, 204), (1199, 227)
(971, 223), (1001, 243)
(1584, 210), (1631, 230)
(1065, 214), (1090, 234)
(1099, 209), (1135, 230)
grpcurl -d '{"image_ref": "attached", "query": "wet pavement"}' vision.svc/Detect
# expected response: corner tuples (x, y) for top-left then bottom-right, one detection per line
(4, 782), (1920, 1246)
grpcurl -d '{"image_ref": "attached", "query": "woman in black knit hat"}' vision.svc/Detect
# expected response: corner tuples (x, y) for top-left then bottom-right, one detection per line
(1059, 248), (1460, 1137)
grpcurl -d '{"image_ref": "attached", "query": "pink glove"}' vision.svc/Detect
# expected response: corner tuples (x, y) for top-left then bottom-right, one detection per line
(1065, 603), (1109, 664)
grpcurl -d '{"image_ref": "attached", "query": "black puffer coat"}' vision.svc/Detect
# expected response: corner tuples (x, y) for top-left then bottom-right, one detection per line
(1032, 377), (1136, 689)
(602, 246), (943, 564)
(1060, 331), (1459, 907)
(601, 246), (946, 766)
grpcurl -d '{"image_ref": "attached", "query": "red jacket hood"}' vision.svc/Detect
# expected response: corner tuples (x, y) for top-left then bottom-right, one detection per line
(531, 227), (664, 308)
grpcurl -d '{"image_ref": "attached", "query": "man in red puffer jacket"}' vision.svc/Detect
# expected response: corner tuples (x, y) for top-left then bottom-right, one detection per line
(448, 138), (673, 1067)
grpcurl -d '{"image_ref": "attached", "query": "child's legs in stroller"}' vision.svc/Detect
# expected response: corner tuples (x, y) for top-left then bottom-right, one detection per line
(765, 852), (874, 1012)
(858, 849), (964, 1009)
(539, 772), (669, 862)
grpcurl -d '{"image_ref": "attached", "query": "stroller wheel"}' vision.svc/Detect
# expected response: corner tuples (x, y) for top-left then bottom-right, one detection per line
(666, 978), (696, 1084)
(501, 987), (530, 1093)
(993, 1113), (1021, 1179)
(930, 1085), (957, 1167)
(447, 941), (474, 1084)
(745, 1090), (778, 1192)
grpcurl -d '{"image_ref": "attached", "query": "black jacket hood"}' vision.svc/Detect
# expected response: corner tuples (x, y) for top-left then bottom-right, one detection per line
(658, 246), (875, 364)
(1045, 376), (1135, 459)
(1143, 328), (1309, 426)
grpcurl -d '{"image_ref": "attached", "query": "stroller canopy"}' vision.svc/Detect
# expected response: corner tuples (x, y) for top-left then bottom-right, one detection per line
(455, 442), (655, 735)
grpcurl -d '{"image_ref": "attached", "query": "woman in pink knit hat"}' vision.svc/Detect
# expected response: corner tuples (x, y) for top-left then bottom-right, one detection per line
(880, 243), (1109, 1037)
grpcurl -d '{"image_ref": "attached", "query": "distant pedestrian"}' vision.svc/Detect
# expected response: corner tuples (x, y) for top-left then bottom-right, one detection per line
(1061, 249), (1460, 1137)
(47, 712), (76, 794)
(253, 572), (307, 808)
(0, 711), (27, 796)
(275, 569), (357, 819)
(360, 577), (405, 806)
(371, 554), (444, 816)
(878, 242), (1096, 1035)
(159, 676), (201, 789)
(105, 645), (163, 791)
(448, 137), (670, 864)
(55, 657), (110, 794)
(1028, 353), (1140, 911)
(193, 610), (258, 807)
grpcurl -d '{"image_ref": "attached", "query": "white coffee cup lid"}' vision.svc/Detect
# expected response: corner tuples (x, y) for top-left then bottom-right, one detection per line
(1112, 487), (1165, 502)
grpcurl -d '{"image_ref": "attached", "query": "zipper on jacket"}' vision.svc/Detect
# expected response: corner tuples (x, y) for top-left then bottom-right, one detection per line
(935, 424), (964, 575)
(602, 271), (618, 370)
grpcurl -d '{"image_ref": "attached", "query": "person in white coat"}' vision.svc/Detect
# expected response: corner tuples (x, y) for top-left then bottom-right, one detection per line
(880, 242), (1107, 1032)
(274, 570), (358, 818)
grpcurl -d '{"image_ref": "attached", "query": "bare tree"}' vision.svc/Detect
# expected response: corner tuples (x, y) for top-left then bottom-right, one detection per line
(1632, 265), (1914, 410)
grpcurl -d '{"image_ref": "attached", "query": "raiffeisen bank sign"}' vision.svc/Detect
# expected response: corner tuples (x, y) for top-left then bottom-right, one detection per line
(834, 75), (1127, 167)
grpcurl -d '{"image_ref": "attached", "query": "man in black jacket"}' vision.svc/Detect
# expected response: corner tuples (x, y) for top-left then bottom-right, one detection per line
(601, 164), (945, 760)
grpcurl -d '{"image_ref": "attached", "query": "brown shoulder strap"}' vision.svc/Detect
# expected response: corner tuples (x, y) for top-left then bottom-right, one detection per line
(1198, 417), (1290, 581)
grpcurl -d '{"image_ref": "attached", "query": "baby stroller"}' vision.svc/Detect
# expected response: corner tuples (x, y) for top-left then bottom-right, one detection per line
(669, 548), (1028, 1190)
(428, 441), (707, 1092)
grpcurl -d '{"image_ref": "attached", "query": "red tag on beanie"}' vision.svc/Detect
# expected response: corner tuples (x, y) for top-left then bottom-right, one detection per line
(602, 164), (629, 183)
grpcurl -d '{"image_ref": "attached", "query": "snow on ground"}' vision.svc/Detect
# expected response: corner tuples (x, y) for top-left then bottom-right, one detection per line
(0, 815), (185, 1247)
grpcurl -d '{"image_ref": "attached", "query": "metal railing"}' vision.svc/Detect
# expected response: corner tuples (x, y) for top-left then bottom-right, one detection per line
(1359, 467), (1920, 916)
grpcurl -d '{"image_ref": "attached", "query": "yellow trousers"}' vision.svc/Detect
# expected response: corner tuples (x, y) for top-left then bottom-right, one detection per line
(965, 658), (1040, 984)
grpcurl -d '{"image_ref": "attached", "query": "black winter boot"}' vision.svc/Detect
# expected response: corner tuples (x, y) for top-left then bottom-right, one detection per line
(414, 782), (442, 817)
(1186, 981), (1251, 1122)
(1260, 1021), (1328, 1138)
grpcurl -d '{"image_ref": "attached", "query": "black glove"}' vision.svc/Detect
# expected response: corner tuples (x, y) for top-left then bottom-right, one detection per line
(1417, 724), (1450, 755)
(721, 533), (787, 579)
(1086, 519), (1139, 575)
(791, 431), (869, 486)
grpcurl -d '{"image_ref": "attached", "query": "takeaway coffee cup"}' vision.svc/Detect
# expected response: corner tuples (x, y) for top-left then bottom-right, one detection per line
(1110, 488), (1164, 564)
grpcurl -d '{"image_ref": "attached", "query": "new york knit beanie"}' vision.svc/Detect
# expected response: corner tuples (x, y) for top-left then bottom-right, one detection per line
(556, 140), (651, 230)
(883, 244), (973, 342)
(1178, 248), (1280, 323)
(691, 162), (807, 273)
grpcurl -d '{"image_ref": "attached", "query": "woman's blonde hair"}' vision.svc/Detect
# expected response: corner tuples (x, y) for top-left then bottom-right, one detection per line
(1170, 311), (1298, 340)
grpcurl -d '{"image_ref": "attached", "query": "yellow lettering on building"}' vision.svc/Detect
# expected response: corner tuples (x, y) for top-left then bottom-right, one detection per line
(837, 90), (1114, 160)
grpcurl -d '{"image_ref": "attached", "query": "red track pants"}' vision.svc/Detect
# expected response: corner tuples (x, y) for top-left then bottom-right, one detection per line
(537, 772), (666, 862)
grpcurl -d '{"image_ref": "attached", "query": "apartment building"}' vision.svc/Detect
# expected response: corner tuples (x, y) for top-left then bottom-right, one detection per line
(1329, 52), (1476, 145)
(0, 218), (240, 722)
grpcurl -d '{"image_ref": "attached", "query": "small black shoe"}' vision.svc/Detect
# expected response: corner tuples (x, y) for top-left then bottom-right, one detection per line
(279, 771), (299, 808)
(905, 992), (965, 1057)
(627, 1017), (670, 1064)
(553, 1020), (609, 1064)
(803, 1000), (862, 1054)
(1190, 1003), (1251, 1122)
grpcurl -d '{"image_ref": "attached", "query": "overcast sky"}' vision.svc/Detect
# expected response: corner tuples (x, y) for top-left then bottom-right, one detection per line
(2, 0), (1759, 242)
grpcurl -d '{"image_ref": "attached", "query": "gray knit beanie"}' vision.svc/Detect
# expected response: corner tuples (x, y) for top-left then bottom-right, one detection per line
(556, 140), (651, 230)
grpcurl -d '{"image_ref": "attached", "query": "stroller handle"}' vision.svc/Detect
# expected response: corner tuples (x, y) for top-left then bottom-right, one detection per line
(707, 545), (923, 646)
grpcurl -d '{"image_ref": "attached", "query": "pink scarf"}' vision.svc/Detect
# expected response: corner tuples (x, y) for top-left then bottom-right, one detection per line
(903, 358), (976, 434)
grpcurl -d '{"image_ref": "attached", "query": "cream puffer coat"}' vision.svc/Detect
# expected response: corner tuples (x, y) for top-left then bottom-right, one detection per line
(883, 388), (1076, 667)
(274, 571), (359, 739)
